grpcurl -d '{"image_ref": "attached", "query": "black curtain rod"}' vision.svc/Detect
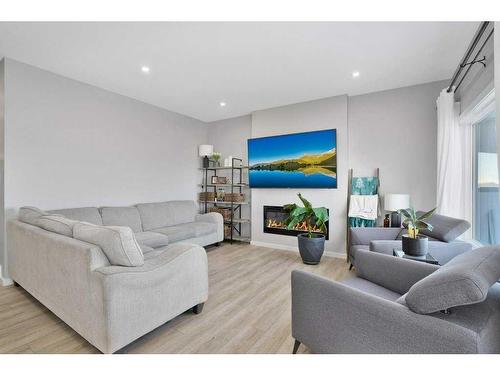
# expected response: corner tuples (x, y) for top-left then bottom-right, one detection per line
(454, 27), (494, 92)
(447, 21), (490, 93)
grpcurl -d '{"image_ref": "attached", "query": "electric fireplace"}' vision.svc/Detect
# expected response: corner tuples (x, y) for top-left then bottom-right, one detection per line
(263, 205), (329, 239)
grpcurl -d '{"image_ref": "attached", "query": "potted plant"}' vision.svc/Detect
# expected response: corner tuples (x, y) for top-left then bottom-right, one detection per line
(212, 152), (221, 167)
(398, 207), (436, 256)
(284, 193), (328, 265)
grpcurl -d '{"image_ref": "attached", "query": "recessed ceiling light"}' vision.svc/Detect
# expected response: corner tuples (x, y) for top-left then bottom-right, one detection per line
(141, 66), (150, 74)
(219, 102), (227, 107)
(352, 71), (360, 78)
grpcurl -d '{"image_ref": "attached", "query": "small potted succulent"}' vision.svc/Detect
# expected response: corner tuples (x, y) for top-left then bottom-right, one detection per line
(398, 207), (436, 256)
(284, 193), (328, 265)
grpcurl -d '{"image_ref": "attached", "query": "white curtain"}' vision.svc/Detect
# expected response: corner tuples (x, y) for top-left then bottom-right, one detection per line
(436, 88), (473, 238)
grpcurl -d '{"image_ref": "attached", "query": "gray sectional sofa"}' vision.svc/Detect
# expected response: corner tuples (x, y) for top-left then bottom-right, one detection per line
(7, 200), (223, 353)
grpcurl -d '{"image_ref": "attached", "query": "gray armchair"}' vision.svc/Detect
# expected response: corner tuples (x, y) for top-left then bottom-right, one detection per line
(349, 212), (473, 267)
(292, 248), (500, 353)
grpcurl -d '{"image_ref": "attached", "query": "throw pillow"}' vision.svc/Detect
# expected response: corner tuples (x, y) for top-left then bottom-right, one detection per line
(405, 246), (500, 314)
(73, 223), (144, 267)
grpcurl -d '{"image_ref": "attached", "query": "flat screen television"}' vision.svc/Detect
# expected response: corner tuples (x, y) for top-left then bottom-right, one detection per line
(247, 129), (337, 189)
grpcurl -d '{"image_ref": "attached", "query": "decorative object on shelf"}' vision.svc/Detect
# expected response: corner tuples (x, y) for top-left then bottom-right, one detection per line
(209, 207), (232, 221)
(248, 129), (337, 189)
(384, 193), (410, 227)
(399, 207), (436, 256)
(199, 144), (214, 168)
(216, 188), (225, 202)
(210, 176), (227, 184)
(224, 192), (244, 202)
(383, 214), (390, 227)
(284, 193), (328, 265)
(212, 152), (221, 167)
(199, 191), (216, 201)
(224, 156), (233, 167)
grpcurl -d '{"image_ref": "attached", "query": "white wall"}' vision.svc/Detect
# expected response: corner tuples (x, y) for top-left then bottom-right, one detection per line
(2, 59), (208, 276)
(250, 96), (348, 255)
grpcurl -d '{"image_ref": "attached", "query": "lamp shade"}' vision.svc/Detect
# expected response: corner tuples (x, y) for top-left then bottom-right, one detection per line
(384, 193), (410, 212)
(198, 144), (214, 157)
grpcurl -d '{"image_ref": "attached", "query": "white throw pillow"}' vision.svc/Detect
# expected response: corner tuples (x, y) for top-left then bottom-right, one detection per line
(73, 223), (144, 267)
(36, 215), (79, 237)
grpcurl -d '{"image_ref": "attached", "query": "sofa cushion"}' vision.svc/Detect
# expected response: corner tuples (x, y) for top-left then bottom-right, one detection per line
(73, 223), (144, 267)
(405, 246), (500, 314)
(152, 222), (216, 243)
(36, 215), (79, 237)
(134, 231), (169, 248)
(417, 211), (470, 243)
(50, 207), (103, 225)
(100, 206), (143, 233)
(139, 244), (155, 254)
(18, 206), (49, 225)
(152, 224), (196, 243)
(136, 201), (197, 231)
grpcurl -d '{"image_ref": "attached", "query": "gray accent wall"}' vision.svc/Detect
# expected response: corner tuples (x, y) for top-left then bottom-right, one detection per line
(349, 80), (446, 212)
(1, 59), (208, 277)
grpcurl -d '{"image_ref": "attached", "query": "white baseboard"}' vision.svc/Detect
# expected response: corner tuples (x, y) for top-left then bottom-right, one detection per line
(250, 240), (346, 260)
(0, 265), (14, 287)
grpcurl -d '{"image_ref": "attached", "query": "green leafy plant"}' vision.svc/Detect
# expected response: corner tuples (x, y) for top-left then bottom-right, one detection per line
(212, 152), (221, 162)
(398, 207), (437, 239)
(284, 193), (328, 238)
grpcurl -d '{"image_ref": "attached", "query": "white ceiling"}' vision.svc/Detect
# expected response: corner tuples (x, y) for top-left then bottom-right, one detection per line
(0, 22), (478, 122)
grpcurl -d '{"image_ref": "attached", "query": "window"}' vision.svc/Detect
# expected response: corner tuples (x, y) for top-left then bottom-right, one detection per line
(474, 110), (500, 245)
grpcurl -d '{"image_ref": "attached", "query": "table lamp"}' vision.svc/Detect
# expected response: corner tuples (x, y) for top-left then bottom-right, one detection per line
(384, 193), (410, 228)
(199, 145), (214, 168)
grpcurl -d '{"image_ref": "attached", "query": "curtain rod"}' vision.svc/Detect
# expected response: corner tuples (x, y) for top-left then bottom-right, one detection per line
(447, 21), (491, 93)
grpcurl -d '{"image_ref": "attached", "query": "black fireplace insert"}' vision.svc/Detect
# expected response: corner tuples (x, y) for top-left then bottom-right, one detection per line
(263, 205), (329, 239)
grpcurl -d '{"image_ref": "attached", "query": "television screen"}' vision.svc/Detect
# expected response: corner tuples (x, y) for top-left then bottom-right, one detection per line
(247, 129), (337, 189)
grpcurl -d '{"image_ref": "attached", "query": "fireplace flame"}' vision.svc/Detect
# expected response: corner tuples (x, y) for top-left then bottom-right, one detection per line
(266, 219), (324, 234)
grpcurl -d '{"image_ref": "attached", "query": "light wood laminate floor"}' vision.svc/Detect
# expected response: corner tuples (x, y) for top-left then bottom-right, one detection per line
(0, 243), (352, 354)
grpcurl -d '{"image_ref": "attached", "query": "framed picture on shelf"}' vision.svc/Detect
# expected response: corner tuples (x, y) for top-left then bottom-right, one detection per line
(211, 176), (228, 184)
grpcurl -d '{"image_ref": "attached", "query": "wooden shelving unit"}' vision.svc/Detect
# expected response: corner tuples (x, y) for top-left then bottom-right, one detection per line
(200, 158), (251, 244)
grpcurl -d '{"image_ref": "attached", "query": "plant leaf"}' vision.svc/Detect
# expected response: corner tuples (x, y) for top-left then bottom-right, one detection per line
(283, 203), (297, 213)
(297, 193), (312, 210)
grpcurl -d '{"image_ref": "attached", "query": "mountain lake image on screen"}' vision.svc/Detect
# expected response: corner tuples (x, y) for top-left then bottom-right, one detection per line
(247, 129), (337, 188)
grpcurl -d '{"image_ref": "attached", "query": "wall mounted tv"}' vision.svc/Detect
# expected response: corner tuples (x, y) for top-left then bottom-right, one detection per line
(247, 129), (337, 189)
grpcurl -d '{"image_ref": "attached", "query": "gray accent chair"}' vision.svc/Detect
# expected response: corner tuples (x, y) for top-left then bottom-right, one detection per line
(349, 212), (472, 267)
(7, 200), (222, 353)
(292, 247), (500, 353)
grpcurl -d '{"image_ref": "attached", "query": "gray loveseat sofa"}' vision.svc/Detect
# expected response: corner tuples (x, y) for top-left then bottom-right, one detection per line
(292, 246), (500, 353)
(349, 212), (472, 267)
(7, 200), (223, 353)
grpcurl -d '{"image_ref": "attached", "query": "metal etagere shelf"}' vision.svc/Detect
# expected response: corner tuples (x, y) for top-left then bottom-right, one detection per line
(199, 158), (251, 244)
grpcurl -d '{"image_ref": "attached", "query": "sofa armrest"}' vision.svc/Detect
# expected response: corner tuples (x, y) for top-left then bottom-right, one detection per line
(355, 248), (438, 294)
(195, 212), (224, 242)
(291, 270), (477, 353)
(93, 243), (208, 353)
(349, 227), (402, 246)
